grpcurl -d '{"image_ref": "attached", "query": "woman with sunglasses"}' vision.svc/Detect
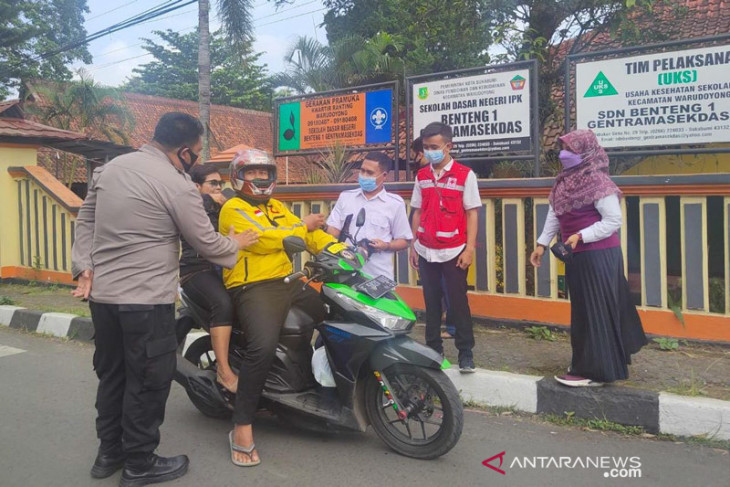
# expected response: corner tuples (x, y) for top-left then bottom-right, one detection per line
(180, 164), (244, 393)
(530, 129), (646, 388)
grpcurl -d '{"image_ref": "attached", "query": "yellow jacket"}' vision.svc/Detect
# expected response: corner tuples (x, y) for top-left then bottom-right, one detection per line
(219, 197), (336, 288)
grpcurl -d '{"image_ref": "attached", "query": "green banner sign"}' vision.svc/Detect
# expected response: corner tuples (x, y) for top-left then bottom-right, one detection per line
(278, 102), (300, 151)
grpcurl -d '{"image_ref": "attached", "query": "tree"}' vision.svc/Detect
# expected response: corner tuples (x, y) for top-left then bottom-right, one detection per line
(199, 0), (291, 161)
(487, 0), (686, 128)
(322, 0), (493, 74)
(0, 0), (91, 99)
(304, 141), (358, 184)
(25, 70), (134, 187)
(272, 32), (405, 94)
(124, 30), (271, 111)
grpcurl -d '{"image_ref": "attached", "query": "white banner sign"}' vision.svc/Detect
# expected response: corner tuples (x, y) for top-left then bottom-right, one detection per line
(576, 44), (730, 148)
(412, 69), (532, 155)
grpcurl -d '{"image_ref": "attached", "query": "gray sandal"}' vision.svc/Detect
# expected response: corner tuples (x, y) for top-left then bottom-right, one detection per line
(229, 431), (261, 467)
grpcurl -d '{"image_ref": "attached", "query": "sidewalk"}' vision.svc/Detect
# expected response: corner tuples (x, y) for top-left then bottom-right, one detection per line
(1, 303), (729, 441)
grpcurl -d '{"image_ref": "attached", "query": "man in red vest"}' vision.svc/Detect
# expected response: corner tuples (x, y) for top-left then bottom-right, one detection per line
(409, 122), (482, 372)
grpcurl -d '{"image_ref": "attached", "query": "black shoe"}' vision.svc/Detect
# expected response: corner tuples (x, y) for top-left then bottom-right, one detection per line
(119, 454), (189, 487)
(90, 447), (126, 479)
(458, 355), (475, 374)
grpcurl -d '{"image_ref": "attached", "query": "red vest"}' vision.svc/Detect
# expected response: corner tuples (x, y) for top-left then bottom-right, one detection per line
(416, 161), (470, 249)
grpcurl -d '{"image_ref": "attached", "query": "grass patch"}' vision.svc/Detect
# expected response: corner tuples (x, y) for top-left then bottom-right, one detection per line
(459, 402), (730, 451)
(656, 432), (730, 451)
(0, 295), (16, 305)
(524, 325), (557, 341)
(543, 412), (644, 435)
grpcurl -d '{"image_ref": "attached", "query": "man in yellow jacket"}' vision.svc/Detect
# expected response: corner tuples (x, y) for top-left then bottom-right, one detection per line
(219, 148), (336, 467)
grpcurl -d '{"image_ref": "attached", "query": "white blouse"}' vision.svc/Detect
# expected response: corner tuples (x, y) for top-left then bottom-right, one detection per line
(536, 194), (622, 247)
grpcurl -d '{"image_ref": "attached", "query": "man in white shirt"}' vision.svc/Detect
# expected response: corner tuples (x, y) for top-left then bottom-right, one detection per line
(326, 152), (412, 280)
(409, 122), (482, 372)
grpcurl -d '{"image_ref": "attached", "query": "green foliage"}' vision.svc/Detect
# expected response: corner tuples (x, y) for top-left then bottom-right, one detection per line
(124, 30), (271, 111)
(304, 141), (358, 184)
(272, 32), (405, 94)
(0, 0), (91, 99)
(708, 277), (726, 314)
(322, 0), (492, 75)
(0, 295), (16, 305)
(546, 412), (645, 435)
(525, 325), (556, 342)
(25, 71), (134, 186)
(666, 368), (707, 397)
(32, 255), (42, 272)
(653, 337), (680, 351)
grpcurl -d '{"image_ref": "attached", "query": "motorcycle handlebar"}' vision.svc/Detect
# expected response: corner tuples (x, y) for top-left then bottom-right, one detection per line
(283, 268), (310, 284)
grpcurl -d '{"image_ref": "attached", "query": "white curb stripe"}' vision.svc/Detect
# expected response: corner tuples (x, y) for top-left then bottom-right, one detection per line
(0, 345), (26, 358)
(36, 313), (77, 338)
(445, 368), (540, 413)
(0, 306), (25, 327)
(659, 392), (730, 440)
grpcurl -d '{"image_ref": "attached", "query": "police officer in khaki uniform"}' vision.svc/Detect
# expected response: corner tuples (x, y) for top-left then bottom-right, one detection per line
(72, 112), (258, 486)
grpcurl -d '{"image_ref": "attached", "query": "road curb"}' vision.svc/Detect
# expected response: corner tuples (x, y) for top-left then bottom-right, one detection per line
(1, 305), (94, 341)
(1, 305), (728, 441)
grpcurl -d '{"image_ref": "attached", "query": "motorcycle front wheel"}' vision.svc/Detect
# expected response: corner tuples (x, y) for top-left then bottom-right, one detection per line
(365, 364), (463, 459)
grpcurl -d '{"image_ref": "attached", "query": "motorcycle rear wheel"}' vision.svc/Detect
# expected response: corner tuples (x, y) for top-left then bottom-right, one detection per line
(365, 364), (463, 459)
(183, 335), (232, 419)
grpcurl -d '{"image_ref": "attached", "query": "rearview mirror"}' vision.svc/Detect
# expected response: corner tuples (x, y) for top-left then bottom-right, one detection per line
(356, 208), (366, 227)
(283, 236), (307, 261)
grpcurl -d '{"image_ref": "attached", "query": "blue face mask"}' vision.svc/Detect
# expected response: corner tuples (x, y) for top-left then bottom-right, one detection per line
(424, 149), (445, 165)
(358, 174), (378, 192)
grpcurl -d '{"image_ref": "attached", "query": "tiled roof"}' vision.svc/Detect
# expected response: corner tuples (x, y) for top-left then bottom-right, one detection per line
(0, 117), (85, 141)
(24, 87), (277, 182)
(121, 93), (273, 157)
(0, 99), (22, 117)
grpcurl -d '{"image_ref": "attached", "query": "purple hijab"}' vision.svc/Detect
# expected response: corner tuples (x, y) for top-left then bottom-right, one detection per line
(548, 130), (622, 216)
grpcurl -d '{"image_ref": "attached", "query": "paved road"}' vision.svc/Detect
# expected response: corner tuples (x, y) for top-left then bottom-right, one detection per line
(0, 327), (727, 487)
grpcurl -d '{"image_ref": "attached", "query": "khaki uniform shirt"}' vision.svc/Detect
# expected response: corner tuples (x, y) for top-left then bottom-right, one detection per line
(71, 144), (238, 304)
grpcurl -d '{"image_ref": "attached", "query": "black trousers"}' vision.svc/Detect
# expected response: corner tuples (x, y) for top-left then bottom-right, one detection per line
(419, 255), (475, 358)
(229, 281), (325, 425)
(181, 269), (234, 327)
(90, 301), (178, 460)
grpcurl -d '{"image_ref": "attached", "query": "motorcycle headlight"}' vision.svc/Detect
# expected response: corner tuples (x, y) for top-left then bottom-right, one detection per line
(337, 293), (414, 331)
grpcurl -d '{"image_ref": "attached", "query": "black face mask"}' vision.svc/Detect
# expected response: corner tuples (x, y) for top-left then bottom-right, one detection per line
(177, 146), (199, 173)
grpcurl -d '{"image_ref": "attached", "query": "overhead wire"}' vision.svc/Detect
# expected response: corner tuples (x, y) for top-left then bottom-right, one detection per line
(37, 0), (197, 59)
(83, 2), (329, 73)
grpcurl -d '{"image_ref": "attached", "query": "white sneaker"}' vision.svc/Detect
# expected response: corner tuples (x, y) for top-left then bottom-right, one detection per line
(554, 374), (604, 387)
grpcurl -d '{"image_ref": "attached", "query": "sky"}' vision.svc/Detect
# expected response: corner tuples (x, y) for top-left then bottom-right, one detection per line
(72, 0), (328, 87)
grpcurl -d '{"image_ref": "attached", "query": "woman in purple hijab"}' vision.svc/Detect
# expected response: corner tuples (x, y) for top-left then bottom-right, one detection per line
(530, 129), (647, 387)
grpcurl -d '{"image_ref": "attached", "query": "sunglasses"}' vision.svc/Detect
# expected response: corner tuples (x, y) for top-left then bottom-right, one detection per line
(204, 180), (224, 187)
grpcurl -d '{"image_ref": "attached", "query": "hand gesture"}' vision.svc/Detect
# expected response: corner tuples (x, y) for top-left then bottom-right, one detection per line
(530, 246), (545, 267)
(71, 269), (93, 300)
(210, 192), (227, 206)
(229, 226), (259, 250)
(456, 248), (474, 270)
(303, 213), (326, 232)
(565, 233), (581, 250)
